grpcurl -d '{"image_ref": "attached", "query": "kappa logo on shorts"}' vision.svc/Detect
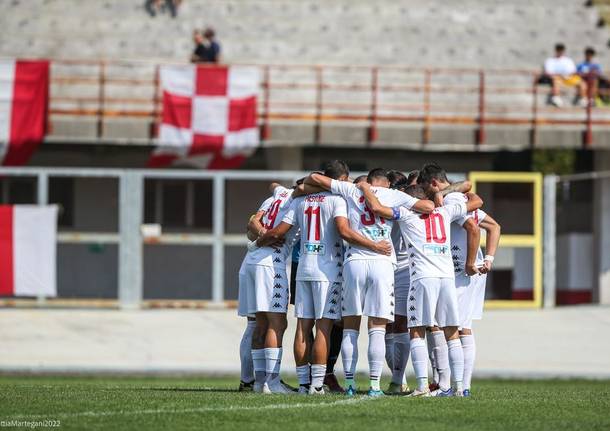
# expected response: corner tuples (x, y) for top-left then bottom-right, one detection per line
(452, 245), (460, 251)
(335, 242), (341, 247)
(411, 271), (417, 276)
(274, 248), (281, 254)
(410, 253), (415, 258)
(410, 287), (415, 292)
(331, 289), (339, 295)
(390, 291), (395, 297)
(330, 298), (338, 305)
(409, 305), (416, 311)
(338, 271), (343, 277)
(346, 254), (352, 258)
(274, 274), (283, 279)
(408, 243), (413, 248)
(273, 257), (281, 263)
(274, 283), (283, 289)
(337, 262), (342, 267)
(411, 262), (416, 267)
(390, 301), (394, 306)
(342, 306), (346, 311)
(410, 316), (417, 321)
(335, 252), (342, 257)
(390, 311), (394, 315)
(273, 292), (282, 298)
(329, 307), (336, 314)
(272, 302), (282, 308)
(409, 295), (415, 301)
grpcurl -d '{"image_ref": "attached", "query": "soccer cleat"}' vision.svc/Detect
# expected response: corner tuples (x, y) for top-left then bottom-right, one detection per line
(263, 379), (295, 395)
(309, 386), (325, 395)
(463, 389), (471, 397)
(280, 379), (298, 392)
(405, 388), (431, 397)
(298, 385), (310, 395)
(323, 373), (344, 393)
(345, 385), (357, 397)
(434, 388), (455, 397)
(238, 380), (254, 392)
(387, 382), (410, 395)
(366, 388), (385, 397)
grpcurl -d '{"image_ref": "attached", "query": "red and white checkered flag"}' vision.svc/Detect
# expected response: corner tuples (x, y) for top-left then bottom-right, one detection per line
(150, 65), (260, 169)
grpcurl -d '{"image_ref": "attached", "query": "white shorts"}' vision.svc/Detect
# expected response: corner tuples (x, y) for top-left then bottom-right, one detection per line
(407, 277), (459, 328)
(342, 259), (395, 322)
(394, 266), (411, 317)
(239, 264), (289, 315)
(295, 280), (342, 320)
(455, 272), (488, 329)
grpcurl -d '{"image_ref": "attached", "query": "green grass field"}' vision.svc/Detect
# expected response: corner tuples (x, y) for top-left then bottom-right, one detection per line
(0, 376), (609, 430)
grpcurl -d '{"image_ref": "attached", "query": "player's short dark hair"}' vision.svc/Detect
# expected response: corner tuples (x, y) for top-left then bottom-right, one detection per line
(367, 168), (388, 184)
(585, 46), (596, 56)
(417, 163), (448, 185)
(407, 170), (419, 185)
(324, 160), (350, 180)
(295, 177), (306, 186)
(387, 170), (408, 190)
(353, 175), (368, 184)
(555, 43), (566, 52)
(404, 184), (428, 200)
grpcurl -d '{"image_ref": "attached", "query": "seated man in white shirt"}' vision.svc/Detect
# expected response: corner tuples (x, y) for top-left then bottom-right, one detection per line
(543, 43), (588, 107)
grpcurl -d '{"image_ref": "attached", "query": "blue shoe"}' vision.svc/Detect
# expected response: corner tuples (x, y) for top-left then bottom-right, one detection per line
(345, 385), (356, 397)
(366, 388), (385, 397)
(435, 388), (455, 397)
(463, 389), (471, 397)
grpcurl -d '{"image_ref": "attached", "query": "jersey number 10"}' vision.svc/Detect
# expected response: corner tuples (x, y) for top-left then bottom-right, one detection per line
(420, 213), (446, 243)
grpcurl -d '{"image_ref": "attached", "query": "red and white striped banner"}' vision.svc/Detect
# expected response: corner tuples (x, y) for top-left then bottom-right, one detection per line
(0, 205), (57, 297)
(0, 60), (49, 166)
(150, 65), (260, 169)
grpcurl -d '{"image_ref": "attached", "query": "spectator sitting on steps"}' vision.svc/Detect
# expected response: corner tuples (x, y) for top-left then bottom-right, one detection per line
(190, 28), (221, 64)
(544, 43), (588, 108)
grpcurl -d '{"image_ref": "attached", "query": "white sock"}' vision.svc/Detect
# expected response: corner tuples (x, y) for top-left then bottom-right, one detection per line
(264, 347), (282, 383)
(311, 364), (326, 389)
(432, 331), (451, 391)
(410, 337), (428, 391)
(384, 332), (395, 370)
(447, 338), (464, 392)
(252, 348), (266, 384)
(368, 328), (385, 391)
(341, 329), (359, 388)
(296, 364), (311, 387)
(460, 334), (475, 390)
(392, 332), (410, 385)
(426, 333), (439, 384)
(239, 321), (256, 383)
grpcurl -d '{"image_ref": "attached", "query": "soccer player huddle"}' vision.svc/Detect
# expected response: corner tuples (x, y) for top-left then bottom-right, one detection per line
(237, 161), (501, 397)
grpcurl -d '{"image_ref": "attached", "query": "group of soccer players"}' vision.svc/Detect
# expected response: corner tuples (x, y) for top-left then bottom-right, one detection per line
(237, 161), (501, 397)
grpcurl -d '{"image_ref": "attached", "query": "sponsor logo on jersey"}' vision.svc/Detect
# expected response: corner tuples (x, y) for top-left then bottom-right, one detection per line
(362, 227), (390, 240)
(423, 244), (450, 256)
(303, 242), (326, 255)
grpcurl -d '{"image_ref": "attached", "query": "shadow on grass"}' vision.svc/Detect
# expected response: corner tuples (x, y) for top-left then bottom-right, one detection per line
(139, 387), (240, 393)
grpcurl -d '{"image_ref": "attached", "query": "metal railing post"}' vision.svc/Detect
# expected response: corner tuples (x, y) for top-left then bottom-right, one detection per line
(212, 174), (225, 303)
(118, 171), (143, 309)
(37, 172), (48, 205)
(543, 174), (557, 308)
(584, 73), (593, 148)
(368, 67), (378, 145)
(476, 70), (485, 146)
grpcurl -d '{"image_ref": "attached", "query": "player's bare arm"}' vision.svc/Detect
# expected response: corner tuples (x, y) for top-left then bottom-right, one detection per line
(433, 180), (472, 206)
(334, 217), (392, 256)
(255, 221), (292, 247)
(247, 210), (267, 239)
(464, 192), (484, 213)
(463, 218), (481, 276)
(304, 173), (333, 191)
(479, 215), (501, 274)
(356, 181), (394, 219)
(269, 182), (283, 193)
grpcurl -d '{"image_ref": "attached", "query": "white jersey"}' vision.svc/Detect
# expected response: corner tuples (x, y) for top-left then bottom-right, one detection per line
(239, 196), (275, 276)
(444, 192), (487, 276)
(394, 201), (467, 281)
(391, 224), (410, 273)
(330, 179), (418, 264)
(245, 186), (296, 268)
(282, 192), (347, 282)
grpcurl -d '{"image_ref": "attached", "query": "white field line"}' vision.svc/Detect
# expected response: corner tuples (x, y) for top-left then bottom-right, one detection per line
(10, 397), (372, 420)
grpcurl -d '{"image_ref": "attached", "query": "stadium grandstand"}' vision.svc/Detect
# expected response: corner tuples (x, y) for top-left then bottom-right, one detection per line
(0, 1), (609, 429)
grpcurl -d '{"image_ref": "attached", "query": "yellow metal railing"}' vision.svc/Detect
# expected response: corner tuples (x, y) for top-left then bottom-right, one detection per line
(470, 171), (543, 309)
